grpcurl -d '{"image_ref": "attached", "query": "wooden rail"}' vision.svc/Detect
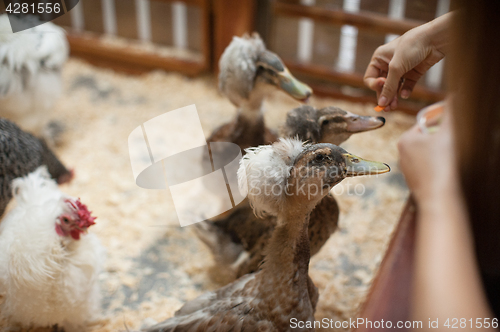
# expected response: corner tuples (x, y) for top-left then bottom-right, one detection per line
(274, 2), (424, 35)
(310, 84), (426, 115)
(286, 62), (446, 104)
(273, 1), (445, 111)
(67, 34), (206, 76)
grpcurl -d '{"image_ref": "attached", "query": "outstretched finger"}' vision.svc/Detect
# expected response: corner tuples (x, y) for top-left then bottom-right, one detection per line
(379, 62), (404, 107)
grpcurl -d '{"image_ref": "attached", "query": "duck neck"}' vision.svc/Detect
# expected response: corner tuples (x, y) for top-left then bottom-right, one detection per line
(237, 84), (268, 123)
(259, 203), (314, 289)
(238, 100), (264, 123)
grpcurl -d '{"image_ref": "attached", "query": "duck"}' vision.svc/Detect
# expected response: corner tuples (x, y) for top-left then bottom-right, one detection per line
(142, 138), (390, 332)
(207, 33), (312, 152)
(283, 105), (386, 145)
(199, 33), (311, 241)
(195, 106), (386, 276)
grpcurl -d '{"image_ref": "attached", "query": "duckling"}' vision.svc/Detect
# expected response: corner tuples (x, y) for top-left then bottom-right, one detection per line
(196, 106), (385, 276)
(284, 105), (386, 145)
(207, 33), (312, 151)
(142, 139), (389, 332)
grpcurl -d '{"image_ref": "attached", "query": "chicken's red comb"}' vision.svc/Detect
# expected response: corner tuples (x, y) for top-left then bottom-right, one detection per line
(66, 198), (96, 228)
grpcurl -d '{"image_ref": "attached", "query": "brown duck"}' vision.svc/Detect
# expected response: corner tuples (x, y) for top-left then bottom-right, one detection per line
(196, 106), (386, 277)
(207, 33), (312, 152)
(142, 138), (390, 332)
(198, 32), (311, 262)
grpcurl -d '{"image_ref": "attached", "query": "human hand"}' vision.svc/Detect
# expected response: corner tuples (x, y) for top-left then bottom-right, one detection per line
(364, 13), (452, 112)
(398, 113), (458, 206)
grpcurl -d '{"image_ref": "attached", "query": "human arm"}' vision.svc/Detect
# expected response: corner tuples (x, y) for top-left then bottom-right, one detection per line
(398, 117), (495, 329)
(364, 12), (453, 112)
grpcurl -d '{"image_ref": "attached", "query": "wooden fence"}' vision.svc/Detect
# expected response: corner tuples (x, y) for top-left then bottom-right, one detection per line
(1, 0), (452, 113)
(268, 0), (452, 112)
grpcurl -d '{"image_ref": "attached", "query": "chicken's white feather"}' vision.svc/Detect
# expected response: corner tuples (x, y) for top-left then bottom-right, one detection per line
(0, 14), (68, 130)
(0, 166), (104, 331)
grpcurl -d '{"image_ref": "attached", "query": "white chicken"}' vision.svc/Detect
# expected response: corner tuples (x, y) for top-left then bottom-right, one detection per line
(0, 166), (104, 331)
(0, 14), (69, 142)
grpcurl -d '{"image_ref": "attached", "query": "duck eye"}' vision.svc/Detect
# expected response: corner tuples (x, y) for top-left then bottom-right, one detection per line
(322, 119), (331, 125)
(315, 154), (325, 162)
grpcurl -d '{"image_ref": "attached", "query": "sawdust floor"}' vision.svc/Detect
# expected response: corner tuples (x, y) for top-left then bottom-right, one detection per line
(7, 58), (415, 331)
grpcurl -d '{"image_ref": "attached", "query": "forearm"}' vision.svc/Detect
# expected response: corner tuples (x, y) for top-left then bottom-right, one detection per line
(421, 11), (454, 55)
(412, 188), (494, 329)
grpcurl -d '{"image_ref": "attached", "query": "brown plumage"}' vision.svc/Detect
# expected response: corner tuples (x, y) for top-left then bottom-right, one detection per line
(208, 114), (278, 153)
(143, 139), (390, 332)
(196, 106), (385, 277)
(232, 194), (339, 278)
(198, 33), (311, 264)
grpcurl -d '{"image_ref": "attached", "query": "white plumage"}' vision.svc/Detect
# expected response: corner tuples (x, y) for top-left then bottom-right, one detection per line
(238, 137), (305, 218)
(218, 33), (266, 107)
(0, 14), (68, 133)
(0, 166), (104, 331)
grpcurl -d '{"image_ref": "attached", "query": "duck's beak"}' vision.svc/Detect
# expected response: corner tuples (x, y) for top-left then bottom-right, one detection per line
(346, 115), (386, 133)
(343, 153), (391, 176)
(277, 68), (313, 102)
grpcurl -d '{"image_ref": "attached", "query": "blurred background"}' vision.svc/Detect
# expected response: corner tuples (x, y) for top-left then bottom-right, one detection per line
(0, 0), (451, 113)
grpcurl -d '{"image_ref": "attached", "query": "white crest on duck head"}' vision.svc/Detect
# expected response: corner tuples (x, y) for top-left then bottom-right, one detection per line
(238, 137), (306, 218)
(218, 32), (266, 104)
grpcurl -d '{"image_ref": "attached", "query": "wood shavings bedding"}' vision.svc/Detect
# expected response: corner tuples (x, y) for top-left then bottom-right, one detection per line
(0, 58), (415, 331)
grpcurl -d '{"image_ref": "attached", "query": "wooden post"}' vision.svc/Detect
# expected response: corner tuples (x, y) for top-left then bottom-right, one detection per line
(212, 0), (256, 71)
